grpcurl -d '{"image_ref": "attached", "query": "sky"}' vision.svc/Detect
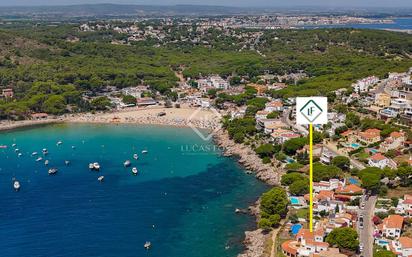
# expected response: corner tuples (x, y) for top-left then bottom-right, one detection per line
(0, 0), (411, 7)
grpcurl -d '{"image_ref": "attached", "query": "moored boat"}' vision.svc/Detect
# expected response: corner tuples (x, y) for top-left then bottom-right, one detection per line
(42, 148), (48, 155)
(48, 168), (58, 175)
(44, 160), (49, 166)
(133, 154), (139, 160)
(144, 241), (151, 250)
(13, 181), (20, 191)
(56, 141), (63, 146)
(36, 157), (43, 162)
(132, 167), (138, 175)
(89, 162), (100, 171)
(31, 152), (38, 156)
(141, 150), (148, 154)
(123, 160), (131, 167)
(98, 176), (104, 182)
(65, 160), (70, 166)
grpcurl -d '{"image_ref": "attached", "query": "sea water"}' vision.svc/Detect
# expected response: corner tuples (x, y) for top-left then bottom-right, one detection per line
(0, 124), (269, 257)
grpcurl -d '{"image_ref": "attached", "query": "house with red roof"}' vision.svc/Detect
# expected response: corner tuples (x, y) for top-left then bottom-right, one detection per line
(335, 184), (364, 196)
(397, 237), (412, 257)
(358, 128), (381, 144)
(380, 131), (406, 152)
(396, 195), (412, 216)
(282, 228), (330, 257)
(376, 215), (404, 239)
(368, 153), (397, 169)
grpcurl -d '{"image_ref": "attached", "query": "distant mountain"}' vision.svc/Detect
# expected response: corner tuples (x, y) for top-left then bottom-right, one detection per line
(0, 4), (411, 20)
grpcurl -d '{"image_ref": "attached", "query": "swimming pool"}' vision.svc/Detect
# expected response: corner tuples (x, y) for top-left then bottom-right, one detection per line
(369, 148), (378, 154)
(290, 197), (300, 205)
(286, 157), (295, 164)
(351, 143), (360, 148)
(291, 224), (302, 235)
(378, 240), (389, 245)
(348, 177), (360, 185)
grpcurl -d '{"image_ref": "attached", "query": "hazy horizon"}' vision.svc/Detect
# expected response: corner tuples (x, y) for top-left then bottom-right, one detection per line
(0, 0), (411, 8)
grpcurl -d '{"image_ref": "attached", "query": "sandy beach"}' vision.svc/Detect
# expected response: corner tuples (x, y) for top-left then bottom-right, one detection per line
(67, 106), (222, 129)
(0, 106), (222, 132)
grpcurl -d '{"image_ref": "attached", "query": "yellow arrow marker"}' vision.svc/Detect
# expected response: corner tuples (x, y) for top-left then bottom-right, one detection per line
(309, 123), (314, 232)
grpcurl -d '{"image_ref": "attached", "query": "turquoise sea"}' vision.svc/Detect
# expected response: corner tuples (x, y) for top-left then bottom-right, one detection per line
(0, 124), (269, 257)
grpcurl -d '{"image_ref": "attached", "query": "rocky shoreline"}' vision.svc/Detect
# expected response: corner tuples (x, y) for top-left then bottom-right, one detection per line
(213, 130), (280, 186)
(213, 130), (283, 257)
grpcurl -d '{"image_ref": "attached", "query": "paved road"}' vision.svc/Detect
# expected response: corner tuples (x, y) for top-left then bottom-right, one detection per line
(358, 195), (377, 257)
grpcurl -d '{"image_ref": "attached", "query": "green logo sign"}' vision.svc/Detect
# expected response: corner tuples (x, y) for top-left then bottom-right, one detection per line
(299, 100), (323, 123)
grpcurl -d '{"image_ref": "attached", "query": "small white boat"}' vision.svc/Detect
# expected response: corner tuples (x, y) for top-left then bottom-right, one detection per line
(44, 160), (49, 166)
(132, 167), (138, 175)
(124, 160), (131, 167)
(31, 152), (38, 156)
(89, 163), (101, 171)
(141, 150), (148, 154)
(13, 181), (20, 191)
(18, 153), (22, 157)
(48, 168), (58, 175)
(15, 148), (20, 152)
(71, 146), (76, 149)
(42, 148), (48, 155)
(133, 154), (139, 160)
(98, 176), (104, 182)
(65, 160), (70, 166)
(12, 143), (17, 147)
(56, 141), (63, 146)
(144, 241), (151, 250)
(36, 157), (43, 162)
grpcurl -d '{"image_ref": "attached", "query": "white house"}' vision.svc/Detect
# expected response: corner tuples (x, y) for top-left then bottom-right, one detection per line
(396, 195), (412, 216)
(378, 215), (404, 239)
(368, 153), (397, 169)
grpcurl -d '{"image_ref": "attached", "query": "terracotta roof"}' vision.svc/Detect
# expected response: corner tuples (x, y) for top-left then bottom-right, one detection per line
(267, 101), (283, 107)
(390, 131), (404, 138)
(336, 184), (363, 194)
(370, 153), (387, 161)
(317, 190), (334, 200)
(296, 228), (314, 241)
(359, 128), (381, 139)
(383, 215), (404, 229)
(341, 130), (354, 137)
(281, 240), (298, 255)
(306, 239), (329, 247)
(400, 237), (412, 249)
(334, 194), (352, 201)
(316, 248), (348, 257)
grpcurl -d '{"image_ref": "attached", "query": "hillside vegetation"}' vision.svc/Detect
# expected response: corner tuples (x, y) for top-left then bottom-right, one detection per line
(0, 25), (411, 119)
